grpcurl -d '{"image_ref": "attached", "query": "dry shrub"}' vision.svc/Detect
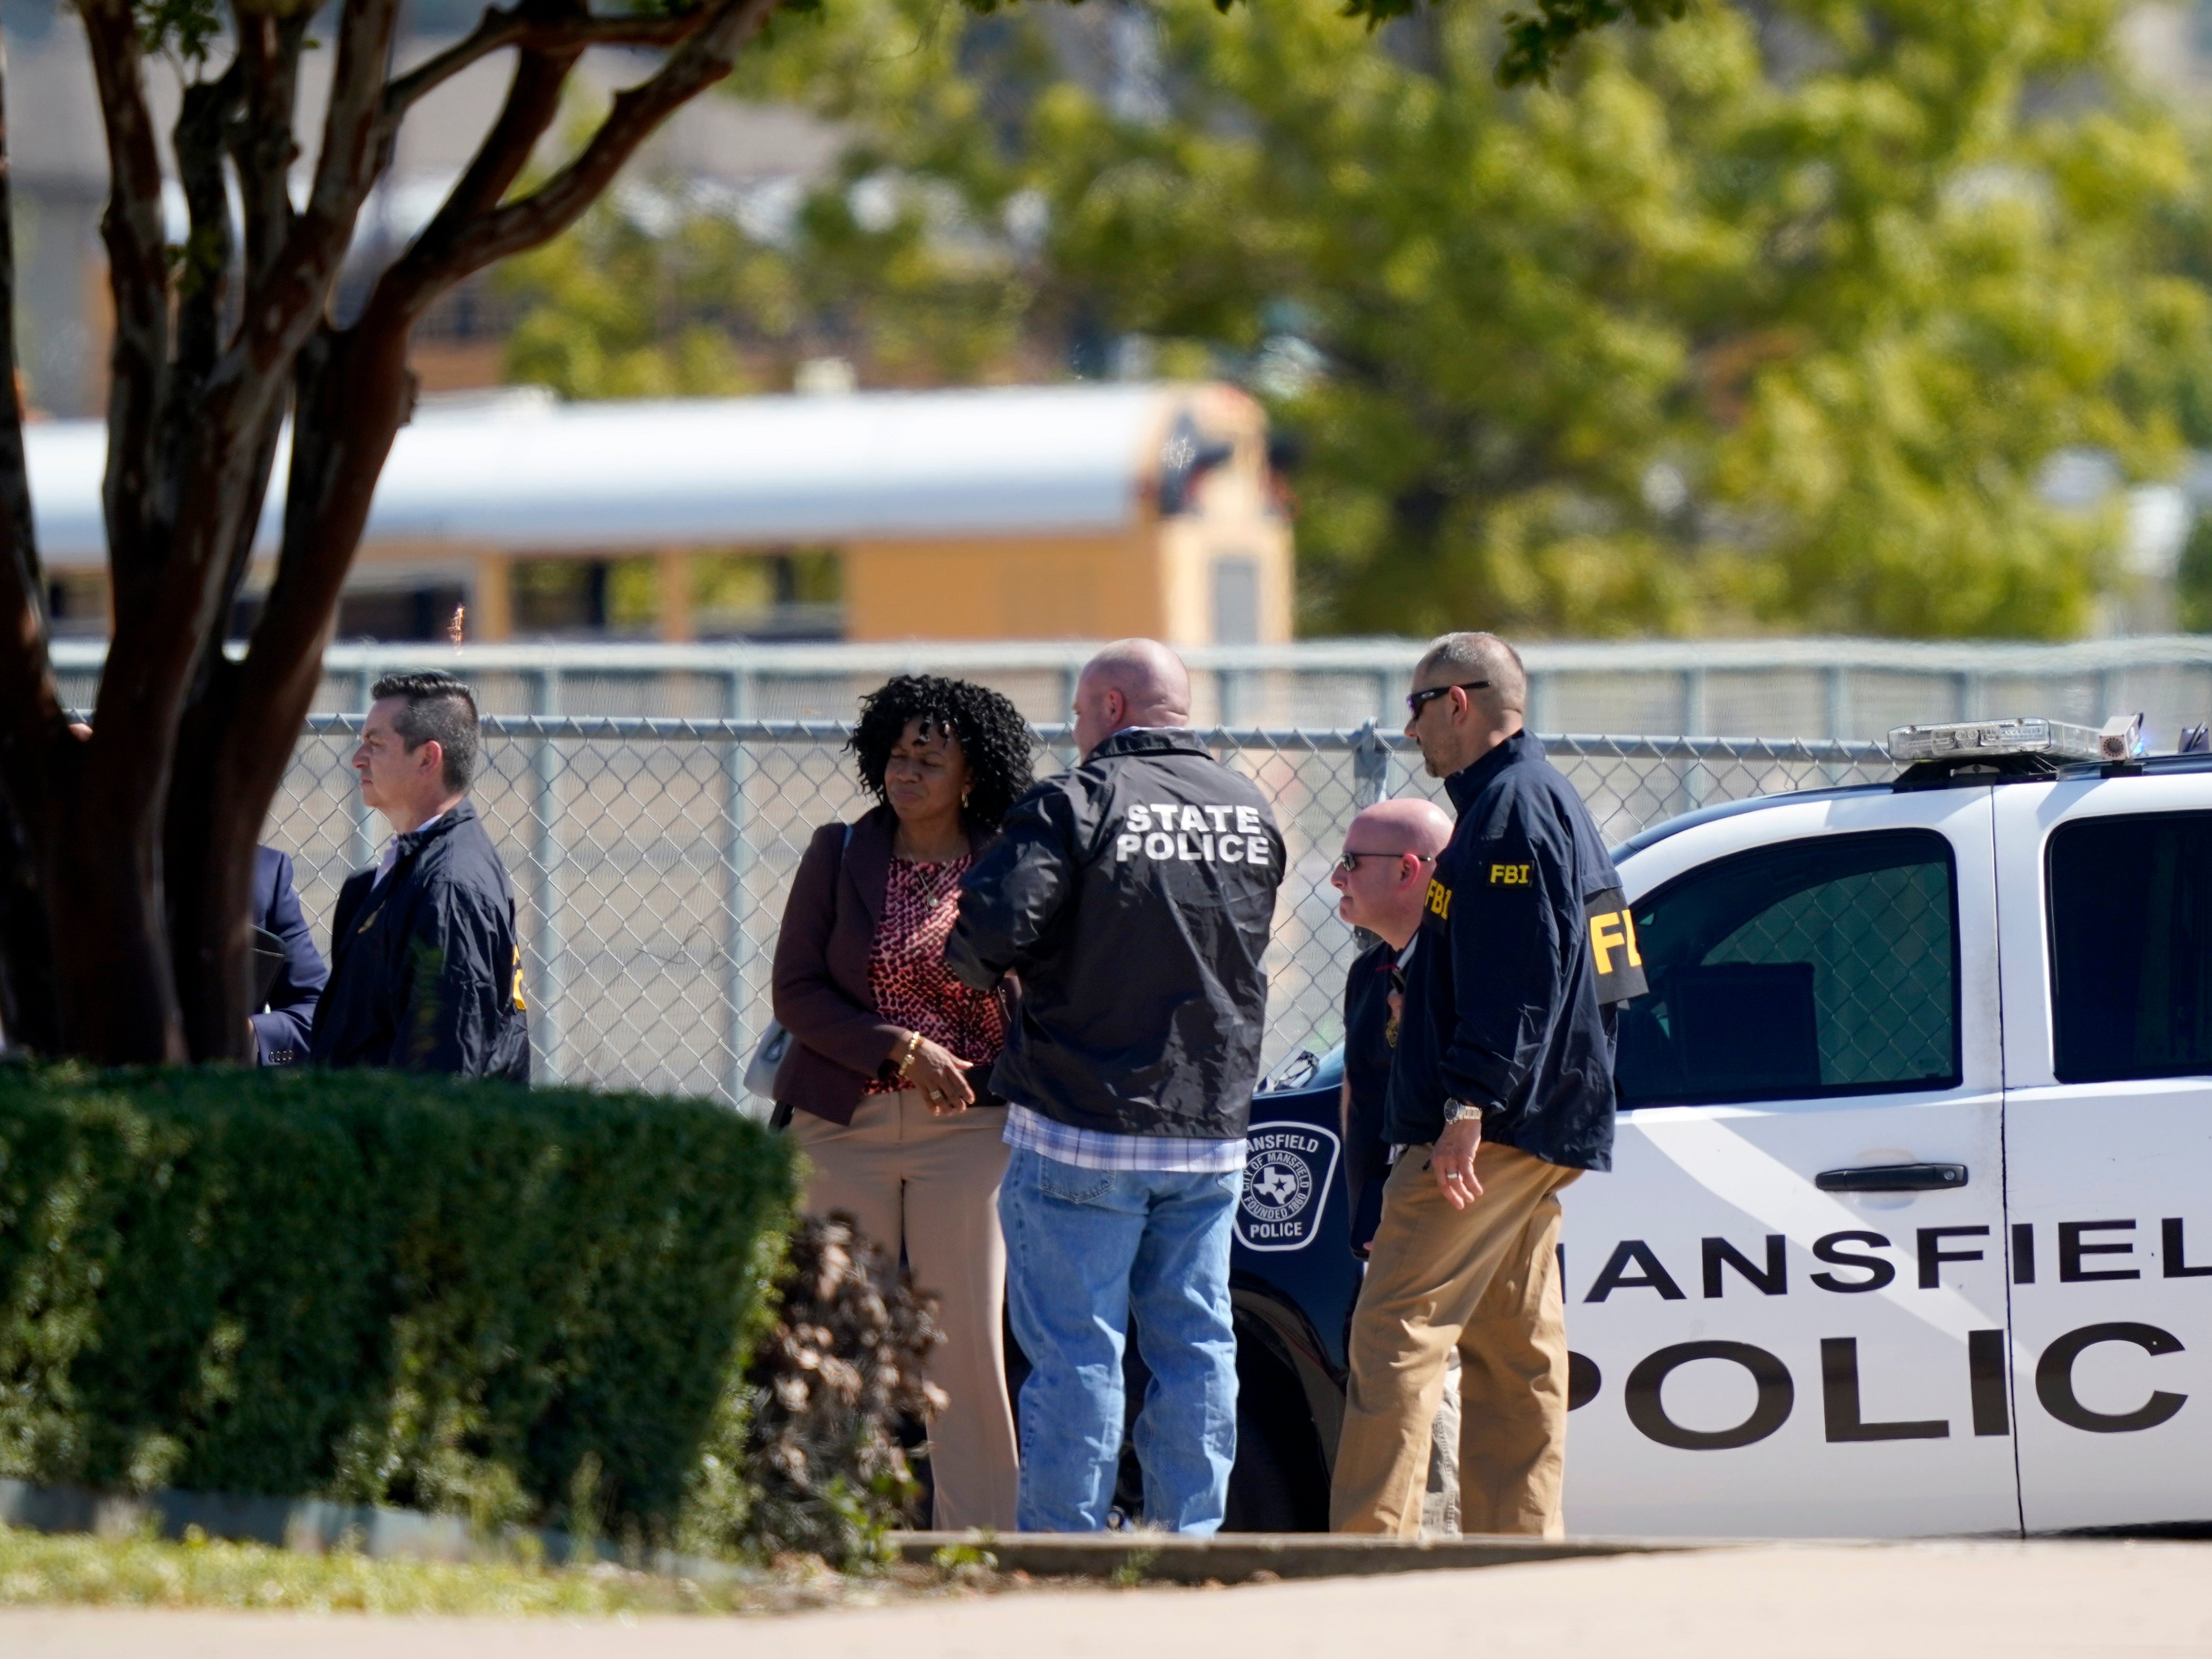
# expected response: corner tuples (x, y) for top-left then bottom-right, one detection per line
(743, 1211), (946, 1563)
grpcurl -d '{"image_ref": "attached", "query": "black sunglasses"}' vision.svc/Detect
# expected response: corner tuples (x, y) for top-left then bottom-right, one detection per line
(1335, 849), (1437, 876)
(1406, 680), (1490, 717)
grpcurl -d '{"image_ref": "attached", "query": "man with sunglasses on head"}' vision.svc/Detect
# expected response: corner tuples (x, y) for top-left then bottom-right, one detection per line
(1329, 632), (1644, 1539)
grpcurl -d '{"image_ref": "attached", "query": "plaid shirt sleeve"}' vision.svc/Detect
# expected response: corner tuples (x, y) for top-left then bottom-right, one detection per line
(1003, 1104), (1248, 1173)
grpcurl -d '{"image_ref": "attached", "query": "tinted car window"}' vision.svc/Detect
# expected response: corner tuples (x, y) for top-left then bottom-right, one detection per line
(1616, 830), (1959, 1107)
(2049, 811), (2212, 1084)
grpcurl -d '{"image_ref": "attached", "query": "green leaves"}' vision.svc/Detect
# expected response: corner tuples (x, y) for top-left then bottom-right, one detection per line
(1496, 0), (1687, 87)
(503, 0), (2209, 639)
(133, 0), (223, 62)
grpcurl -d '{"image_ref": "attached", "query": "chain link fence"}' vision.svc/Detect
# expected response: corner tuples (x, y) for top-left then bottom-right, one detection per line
(268, 717), (1895, 1108)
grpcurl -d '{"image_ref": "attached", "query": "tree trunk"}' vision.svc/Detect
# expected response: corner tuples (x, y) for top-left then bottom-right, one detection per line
(0, 33), (61, 1057)
(52, 749), (188, 1063)
(0, 1), (776, 1065)
(167, 660), (253, 1063)
(168, 321), (421, 1063)
(0, 790), (58, 1054)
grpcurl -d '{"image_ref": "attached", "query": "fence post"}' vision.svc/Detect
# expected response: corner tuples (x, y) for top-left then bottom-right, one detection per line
(1823, 665), (1849, 786)
(1957, 670), (1985, 721)
(348, 667), (379, 872)
(722, 668), (755, 1111)
(1679, 668), (1709, 813)
(1352, 721), (1390, 809)
(1526, 669), (1553, 737)
(531, 668), (564, 1084)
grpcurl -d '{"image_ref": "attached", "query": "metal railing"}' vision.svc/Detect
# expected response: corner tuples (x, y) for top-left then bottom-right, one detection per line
(52, 635), (2212, 745)
(268, 714), (1895, 1107)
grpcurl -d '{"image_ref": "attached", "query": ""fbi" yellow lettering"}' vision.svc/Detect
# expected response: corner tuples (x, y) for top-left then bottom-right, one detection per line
(1489, 862), (1532, 886)
(1588, 908), (1644, 977)
(1426, 879), (1453, 920)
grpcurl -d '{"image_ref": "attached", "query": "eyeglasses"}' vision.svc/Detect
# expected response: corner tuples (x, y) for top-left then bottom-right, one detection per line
(1335, 850), (1437, 875)
(1405, 680), (1490, 717)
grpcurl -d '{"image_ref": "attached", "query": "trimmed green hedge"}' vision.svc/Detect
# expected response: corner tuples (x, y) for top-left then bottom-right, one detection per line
(0, 1062), (797, 1554)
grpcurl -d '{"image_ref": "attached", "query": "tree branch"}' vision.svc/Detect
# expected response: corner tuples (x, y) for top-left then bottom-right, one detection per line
(230, 10), (310, 298)
(225, 0), (780, 938)
(367, 31), (586, 327)
(403, 0), (780, 295)
(203, 12), (314, 673)
(76, 0), (171, 604)
(383, 4), (702, 118)
(0, 30), (37, 609)
(0, 33), (70, 1054)
(0, 28), (58, 751)
(228, 0), (405, 378)
(171, 65), (244, 432)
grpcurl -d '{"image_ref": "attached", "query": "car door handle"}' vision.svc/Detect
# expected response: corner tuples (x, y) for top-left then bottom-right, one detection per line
(1815, 1162), (1969, 1193)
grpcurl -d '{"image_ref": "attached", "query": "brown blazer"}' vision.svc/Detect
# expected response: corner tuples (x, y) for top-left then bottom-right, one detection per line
(769, 805), (1005, 1125)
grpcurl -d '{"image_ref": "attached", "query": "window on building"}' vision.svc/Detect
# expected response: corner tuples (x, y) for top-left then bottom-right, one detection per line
(694, 549), (843, 641)
(333, 584), (468, 642)
(1615, 829), (1960, 1106)
(512, 560), (610, 634)
(1213, 556), (1260, 645)
(45, 572), (108, 639)
(2049, 811), (2212, 1083)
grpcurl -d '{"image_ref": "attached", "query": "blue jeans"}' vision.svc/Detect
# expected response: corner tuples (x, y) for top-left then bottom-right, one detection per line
(997, 1146), (1240, 1533)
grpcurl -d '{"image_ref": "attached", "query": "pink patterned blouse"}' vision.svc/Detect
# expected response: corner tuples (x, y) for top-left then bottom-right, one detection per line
(865, 853), (1010, 1093)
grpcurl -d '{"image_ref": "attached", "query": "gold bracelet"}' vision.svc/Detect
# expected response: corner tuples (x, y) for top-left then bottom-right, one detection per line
(893, 1030), (922, 1079)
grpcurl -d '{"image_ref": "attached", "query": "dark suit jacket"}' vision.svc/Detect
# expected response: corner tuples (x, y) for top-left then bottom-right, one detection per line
(769, 805), (1000, 1124)
(1342, 936), (1400, 1255)
(251, 846), (328, 1066)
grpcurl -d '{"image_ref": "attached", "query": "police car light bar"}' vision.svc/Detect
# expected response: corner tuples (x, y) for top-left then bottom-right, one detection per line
(1887, 717), (2137, 765)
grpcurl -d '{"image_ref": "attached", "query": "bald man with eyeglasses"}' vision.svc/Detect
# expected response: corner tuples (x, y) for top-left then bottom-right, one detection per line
(1329, 631), (1645, 1539)
(1328, 796), (1453, 1258)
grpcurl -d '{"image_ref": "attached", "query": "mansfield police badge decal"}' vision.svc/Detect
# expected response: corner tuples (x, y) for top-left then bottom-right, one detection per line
(1237, 1123), (1342, 1252)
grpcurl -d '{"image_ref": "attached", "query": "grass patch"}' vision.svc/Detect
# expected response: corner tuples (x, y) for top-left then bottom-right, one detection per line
(0, 1524), (1014, 1615)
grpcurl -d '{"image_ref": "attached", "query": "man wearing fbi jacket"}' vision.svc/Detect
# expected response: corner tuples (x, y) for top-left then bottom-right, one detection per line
(1329, 632), (1646, 1539)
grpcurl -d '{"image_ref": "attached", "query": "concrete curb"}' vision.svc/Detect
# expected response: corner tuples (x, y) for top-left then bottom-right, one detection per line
(3, 1479), (1758, 1588)
(889, 1529), (1738, 1583)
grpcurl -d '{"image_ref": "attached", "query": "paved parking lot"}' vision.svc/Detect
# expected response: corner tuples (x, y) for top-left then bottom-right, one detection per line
(6, 1540), (2209, 1658)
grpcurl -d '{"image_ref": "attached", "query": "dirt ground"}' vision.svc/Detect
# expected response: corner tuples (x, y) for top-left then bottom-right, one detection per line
(5, 1540), (2210, 1659)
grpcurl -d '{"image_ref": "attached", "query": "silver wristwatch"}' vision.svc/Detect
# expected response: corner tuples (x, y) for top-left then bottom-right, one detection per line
(1443, 1098), (1485, 1126)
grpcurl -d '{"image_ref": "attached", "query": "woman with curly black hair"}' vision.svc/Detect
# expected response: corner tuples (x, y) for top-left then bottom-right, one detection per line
(768, 673), (1035, 1531)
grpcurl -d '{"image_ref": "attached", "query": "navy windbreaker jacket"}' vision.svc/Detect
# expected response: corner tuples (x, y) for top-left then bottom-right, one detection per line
(1383, 730), (1644, 1170)
(311, 799), (532, 1082)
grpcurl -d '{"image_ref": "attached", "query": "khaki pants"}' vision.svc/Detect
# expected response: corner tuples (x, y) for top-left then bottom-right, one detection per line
(789, 1091), (1019, 1532)
(1330, 1140), (1579, 1537)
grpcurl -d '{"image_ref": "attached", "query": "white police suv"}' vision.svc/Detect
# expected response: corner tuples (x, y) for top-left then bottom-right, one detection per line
(1562, 716), (2210, 1536)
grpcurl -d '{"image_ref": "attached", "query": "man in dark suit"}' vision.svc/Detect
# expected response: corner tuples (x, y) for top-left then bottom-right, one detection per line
(1328, 796), (1454, 1257)
(249, 845), (327, 1065)
(311, 672), (529, 1081)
